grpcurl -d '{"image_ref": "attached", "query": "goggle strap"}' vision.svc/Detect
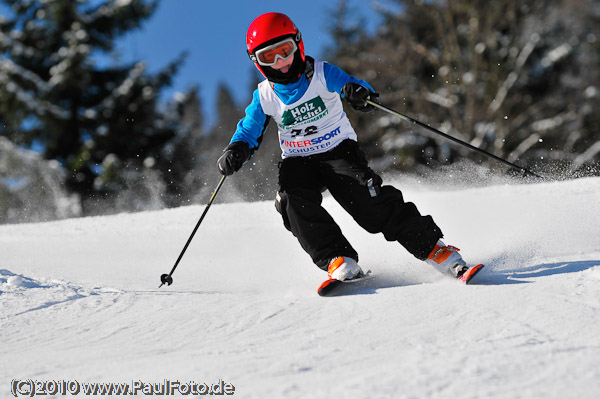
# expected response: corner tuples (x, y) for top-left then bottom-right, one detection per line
(248, 50), (257, 63)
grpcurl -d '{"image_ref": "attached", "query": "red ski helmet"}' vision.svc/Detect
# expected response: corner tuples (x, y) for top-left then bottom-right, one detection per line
(246, 12), (306, 83)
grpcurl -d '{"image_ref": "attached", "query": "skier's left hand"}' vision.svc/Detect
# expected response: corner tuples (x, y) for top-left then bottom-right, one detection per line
(342, 83), (379, 112)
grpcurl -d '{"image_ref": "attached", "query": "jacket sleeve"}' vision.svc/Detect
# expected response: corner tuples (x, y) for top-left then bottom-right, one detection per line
(322, 62), (375, 95)
(230, 88), (270, 150)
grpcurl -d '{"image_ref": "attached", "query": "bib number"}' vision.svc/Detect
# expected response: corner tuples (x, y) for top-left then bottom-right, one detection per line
(290, 125), (318, 137)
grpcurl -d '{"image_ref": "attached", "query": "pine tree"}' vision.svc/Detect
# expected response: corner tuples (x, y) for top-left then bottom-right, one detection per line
(327, 0), (600, 176)
(0, 0), (186, 210)
(157, 85), (206, 207)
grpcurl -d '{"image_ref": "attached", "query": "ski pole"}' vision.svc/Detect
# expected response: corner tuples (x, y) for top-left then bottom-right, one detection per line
(365, 100), (544, 179)
(159, 175), (227, 288)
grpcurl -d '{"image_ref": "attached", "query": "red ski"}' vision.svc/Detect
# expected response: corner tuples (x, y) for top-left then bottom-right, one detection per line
(458, 264), (485, 284)
(317, 270), (372, 297)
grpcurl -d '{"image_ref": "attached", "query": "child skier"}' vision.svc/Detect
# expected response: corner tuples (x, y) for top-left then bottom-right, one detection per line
(218, 12), (480, 285)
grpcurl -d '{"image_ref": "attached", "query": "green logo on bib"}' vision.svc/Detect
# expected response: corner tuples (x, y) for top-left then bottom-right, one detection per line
(281, 96), (328, 127)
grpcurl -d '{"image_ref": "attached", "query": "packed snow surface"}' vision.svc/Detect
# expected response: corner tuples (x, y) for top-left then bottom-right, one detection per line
(2, 176), (600, 398)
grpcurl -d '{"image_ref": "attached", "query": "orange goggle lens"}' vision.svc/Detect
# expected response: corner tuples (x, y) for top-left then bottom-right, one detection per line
(254, 39), (297, 66)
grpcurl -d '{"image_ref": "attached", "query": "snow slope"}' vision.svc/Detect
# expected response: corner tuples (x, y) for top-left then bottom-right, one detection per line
(2, 176), (600, 399)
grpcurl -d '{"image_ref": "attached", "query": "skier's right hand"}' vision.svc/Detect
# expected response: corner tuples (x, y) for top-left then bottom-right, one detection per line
(217, 141), (251, 176)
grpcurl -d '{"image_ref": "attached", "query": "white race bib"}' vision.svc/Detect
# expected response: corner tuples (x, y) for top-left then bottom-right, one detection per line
(258, 61), (357, 158)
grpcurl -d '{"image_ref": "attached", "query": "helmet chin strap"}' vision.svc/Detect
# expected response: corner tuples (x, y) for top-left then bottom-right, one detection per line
(261, 51), (305, 84)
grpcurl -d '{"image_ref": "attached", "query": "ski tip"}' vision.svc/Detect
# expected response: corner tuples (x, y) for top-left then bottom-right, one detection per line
(459, 264), (484, 284)
(317, 270), (373, 297)
(317, 278), (338, 297)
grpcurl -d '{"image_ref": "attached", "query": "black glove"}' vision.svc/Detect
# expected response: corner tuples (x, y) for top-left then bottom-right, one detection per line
(342, 82), (379, 112)
(217, 141), (251, 176)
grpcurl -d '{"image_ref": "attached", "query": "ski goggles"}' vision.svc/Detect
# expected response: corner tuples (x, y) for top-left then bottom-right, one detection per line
(252, 38), (297, 66)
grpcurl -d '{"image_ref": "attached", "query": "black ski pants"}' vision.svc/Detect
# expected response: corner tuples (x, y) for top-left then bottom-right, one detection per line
(275, 140), (443, 270)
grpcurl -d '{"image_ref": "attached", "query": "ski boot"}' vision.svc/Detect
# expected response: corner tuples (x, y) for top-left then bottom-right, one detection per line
(328, 256), (363, 281)
(426, 240), (483, 283)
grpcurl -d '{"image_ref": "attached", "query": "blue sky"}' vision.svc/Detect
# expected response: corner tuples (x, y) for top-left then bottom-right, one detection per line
(0, 0), (383, 128)
(116, 0), (382, 127)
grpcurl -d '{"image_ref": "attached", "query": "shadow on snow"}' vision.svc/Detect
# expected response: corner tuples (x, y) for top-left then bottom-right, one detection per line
(321, 260), (600, 295)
